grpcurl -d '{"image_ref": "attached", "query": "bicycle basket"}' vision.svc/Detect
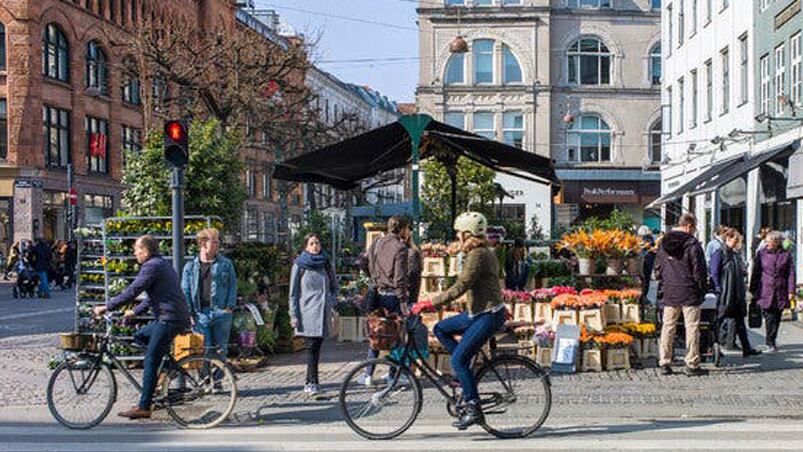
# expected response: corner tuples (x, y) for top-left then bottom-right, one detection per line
(366, 310), (402, 351)
(59, 333), (98, 352)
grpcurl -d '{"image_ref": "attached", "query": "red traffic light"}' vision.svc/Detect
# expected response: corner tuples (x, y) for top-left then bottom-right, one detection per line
(165, 121), (186, 142)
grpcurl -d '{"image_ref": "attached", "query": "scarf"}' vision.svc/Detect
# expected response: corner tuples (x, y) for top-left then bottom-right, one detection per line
(295, 251), (330, 271)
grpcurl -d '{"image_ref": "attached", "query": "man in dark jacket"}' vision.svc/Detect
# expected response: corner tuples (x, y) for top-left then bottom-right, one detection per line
(94, 235), (191, 420)
(655, 213), (709, 376)
(32, 238), (52, 298)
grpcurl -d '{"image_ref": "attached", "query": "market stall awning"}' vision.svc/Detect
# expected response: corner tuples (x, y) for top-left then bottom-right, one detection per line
(649, 156), (746, 207)
(272, 117), (560, 191)
(687, 141), (800, 197)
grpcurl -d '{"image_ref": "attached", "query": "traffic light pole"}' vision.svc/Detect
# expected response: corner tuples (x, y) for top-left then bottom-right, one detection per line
(170, 167), (185, 275)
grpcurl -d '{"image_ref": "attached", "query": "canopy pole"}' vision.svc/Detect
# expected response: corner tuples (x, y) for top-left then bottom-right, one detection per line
(399, 114), (433, 241)
(448, 165), (457, 241)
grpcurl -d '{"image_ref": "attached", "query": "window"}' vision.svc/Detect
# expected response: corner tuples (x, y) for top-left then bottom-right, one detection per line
(705, 59), (713, 121)
(262, 173), (271, 199)
(473, 112), (495, 139)
(246, 169), (256, 197)
(691, 0), (697, 35)
(84, 194), (113, 225)
(568, 0), (611, 8)
(502, 111), (523, 148)
(502, 45), (522, 84)
(678, 0), (684, 46)
(445, 53), (464, 85)
(502, 0), (522, 4)
(760, 54), (771, 115)
(792, 33), (802, 106)
(86, 41), (108, 95)
(651, 0), (661, 9)
(567, 37), (611, 85)
(678, 77), (684, 133)
(85, 116), (108, 173)
(650, 43), (662, 85)
(122, 57), (141, 105)
(43, 105), (70, 168)
(566, 115), (611, 163)
(0, 23), (5, 71)
(473, 39), (493, 84)
(667, 86), (673, 134)
(775, 44), (786, 114)
(245, 208), (259, 241)
(649, 119), (662, 164)
(705, 0), (711, 24)
(759, 0), (773, 12)
(43, 23), (69, 82)
(667, 5), (673, 56)
(721, 48), (729, 114)
(691, 70), (698, 128)
(444, 112), (465, 130)
(152, 75), (168, 111)
(739, 34), (749, 104)
(121, 124), (141, 159)
(0, 99), (6, 160)
(474, 0), (492, 5)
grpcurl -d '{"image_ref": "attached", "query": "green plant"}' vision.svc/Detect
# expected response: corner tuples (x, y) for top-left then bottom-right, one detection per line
(274, 305), (293, 342)
(256, 327), (277, 354)
(532, 260), (570, 279)
(232, 311), (257, 333)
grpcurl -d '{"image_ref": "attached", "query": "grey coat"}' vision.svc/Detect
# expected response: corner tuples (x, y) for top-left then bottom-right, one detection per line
(289, 263), (338, 338)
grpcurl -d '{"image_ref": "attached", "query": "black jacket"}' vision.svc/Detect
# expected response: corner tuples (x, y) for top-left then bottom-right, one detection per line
(655, 230), (707, 307)
(716, 248), (747, 319)
(32, 242), (52, 273)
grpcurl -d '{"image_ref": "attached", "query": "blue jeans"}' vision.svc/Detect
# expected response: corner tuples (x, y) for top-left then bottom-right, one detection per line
(134, 321), (185, 410)
(36, 271), (50, 296)
(195, 308), (233, 360)
(365, 294), (401, 376)
(433, 308), (507, 402)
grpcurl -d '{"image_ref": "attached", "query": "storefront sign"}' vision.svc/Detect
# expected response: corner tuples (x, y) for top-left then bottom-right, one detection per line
(776, 0), (800, 29)
(581, 187), (639, 203)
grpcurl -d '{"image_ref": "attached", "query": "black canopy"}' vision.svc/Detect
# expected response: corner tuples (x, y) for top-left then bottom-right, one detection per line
(273, 117), (560, 191)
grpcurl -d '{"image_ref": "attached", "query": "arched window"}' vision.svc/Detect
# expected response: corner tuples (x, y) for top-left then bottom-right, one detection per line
(567, 37), (611, 85)
(121, 57), (141, 105)
(566, 114), (611, 163)
(649, 118), (662, 164)
(473, 39), (494, 84)
(43, 23), (70, 82)
(650, 43), (661, 85)
(0, 23), (6, 71)
(445, 53), (465, 85)
(502, 45), (522, 84)
(86, 41), (108, 95)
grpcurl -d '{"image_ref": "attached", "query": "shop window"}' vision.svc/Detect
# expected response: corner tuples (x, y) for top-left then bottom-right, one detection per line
(566, 114), (612, 163)
(43, 23), (70, 82)
(43, 105), (71, 168)
(567, 37), (611, 85)
(85, 116), (109, 173)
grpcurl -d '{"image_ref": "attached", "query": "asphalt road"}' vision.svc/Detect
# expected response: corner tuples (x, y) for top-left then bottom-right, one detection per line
(0, 281), (75, 339)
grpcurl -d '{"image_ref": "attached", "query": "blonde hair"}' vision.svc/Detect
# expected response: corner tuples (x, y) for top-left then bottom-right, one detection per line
(196, 228), (220, 246)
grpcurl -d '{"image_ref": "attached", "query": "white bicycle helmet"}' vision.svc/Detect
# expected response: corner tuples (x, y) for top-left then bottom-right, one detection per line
(453, 211), (488, 236)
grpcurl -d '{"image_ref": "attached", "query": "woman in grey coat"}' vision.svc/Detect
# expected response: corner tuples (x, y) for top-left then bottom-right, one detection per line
(289, 233), (338, 396)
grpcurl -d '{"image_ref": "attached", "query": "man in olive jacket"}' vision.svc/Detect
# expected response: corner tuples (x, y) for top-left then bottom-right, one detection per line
(655, 213), (709, 377)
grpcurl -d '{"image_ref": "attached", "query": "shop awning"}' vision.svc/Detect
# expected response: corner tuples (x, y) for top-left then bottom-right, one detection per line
(686, 141), (800, 197)
(788, 142), (803, 199)
(649, 156), (745, 207)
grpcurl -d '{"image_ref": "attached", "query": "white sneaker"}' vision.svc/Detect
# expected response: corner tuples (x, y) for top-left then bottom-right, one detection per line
(382, 372), (410, 386)
(304, 383), (319, 396)
(356, 374), (373, 387)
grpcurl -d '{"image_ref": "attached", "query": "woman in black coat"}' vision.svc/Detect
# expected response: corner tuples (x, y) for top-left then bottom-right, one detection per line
(709, 230), (761, 358)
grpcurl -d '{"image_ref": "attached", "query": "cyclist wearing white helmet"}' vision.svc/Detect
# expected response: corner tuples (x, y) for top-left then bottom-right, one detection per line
(412, 211), (506, 430)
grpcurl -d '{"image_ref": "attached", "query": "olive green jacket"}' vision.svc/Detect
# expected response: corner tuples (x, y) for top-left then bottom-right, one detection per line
(432, 247), (503, 314)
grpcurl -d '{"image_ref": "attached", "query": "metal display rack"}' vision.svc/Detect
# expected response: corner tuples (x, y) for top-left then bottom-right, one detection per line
(75, 225), (105, 333)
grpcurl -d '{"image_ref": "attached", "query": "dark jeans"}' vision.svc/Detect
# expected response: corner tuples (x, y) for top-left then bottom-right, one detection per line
(134, 320), (185, 410)
(433, 308), (507, 402)
(762, 307), (782, 347)
(304, 337), (324, 385)
(719, 318), (737, 349)
(365, 294), (401, 376)
(732, 317), (752, 351)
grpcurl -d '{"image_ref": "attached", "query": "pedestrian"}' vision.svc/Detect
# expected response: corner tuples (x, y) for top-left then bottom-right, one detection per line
(5, 241), (19, 280)
(709, 229), (762, 358)
(181, 228), (237, 362)
(32, 238), (52, 299)
(637, 226), (657, 304)
(289, 233), (338, 396)
(749, 231), (796, 353)
(705, 226), (736, 349)
(358, 215), (411, 386)
(655, 213), (709, 376)
(64, 241), (77, 289)
(504, 238), (531, 291)
(93, 235), (192, 420)
(751, 227), (771, 259)
(705, 225), (729, 265)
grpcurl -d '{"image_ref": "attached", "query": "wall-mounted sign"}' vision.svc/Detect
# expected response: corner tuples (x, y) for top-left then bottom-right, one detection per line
(14, 179), (43, 189)
(776, 0), (800, 29)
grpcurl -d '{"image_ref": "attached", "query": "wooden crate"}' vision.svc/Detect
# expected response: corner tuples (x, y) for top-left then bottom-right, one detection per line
(579, 308), (605, 332)
(536, 346), (552, 368)
(174, 333), (204, 369)
(447, 257), (459, 276)
(338, 316), (360, 342)
(604, 303), (621, 325)
(581, 349), (603, 372)
(605, 348), (631, 370)
(356, 317), (367, 342)
(422, 257), (447, 277)
(621, 304), (641, 323)
(517, 340), (537, 360)
(552, 309), (578, 328)
(514, 303), (535, 323)
(534, 302), (552, 324)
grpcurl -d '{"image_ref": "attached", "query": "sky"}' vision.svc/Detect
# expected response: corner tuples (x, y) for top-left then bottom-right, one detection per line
(254, 0), (420, 103)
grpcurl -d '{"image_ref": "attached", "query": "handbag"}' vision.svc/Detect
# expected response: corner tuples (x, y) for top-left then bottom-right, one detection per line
(366, 308), (402, 351)
(748, 300), (762, 329)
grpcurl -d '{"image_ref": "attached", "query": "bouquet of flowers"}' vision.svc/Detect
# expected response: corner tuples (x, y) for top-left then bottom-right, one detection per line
(580, 326), (602, 349)
(531, 288), (555, 303)
(619, 289), (641, 305)
(550, 293), (581, 310)
(552, 286), (578, 296)
(595, 331), (634, 349)
(502, 290), (532, 304)
(533, 326), (555, 348)
(619, 322), (657, 338)
(578, 291), (608, 308)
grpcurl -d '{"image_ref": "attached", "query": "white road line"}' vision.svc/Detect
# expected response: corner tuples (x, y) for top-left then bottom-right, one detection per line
(0, 307), (73, 322)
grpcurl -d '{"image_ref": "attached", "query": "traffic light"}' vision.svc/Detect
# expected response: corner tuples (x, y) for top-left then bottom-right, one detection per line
(164, 120), (189, 168)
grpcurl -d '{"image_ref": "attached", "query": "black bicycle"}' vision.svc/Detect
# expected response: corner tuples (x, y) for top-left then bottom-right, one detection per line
(47, 314), (237, 430)
(339, 314), (552, 440)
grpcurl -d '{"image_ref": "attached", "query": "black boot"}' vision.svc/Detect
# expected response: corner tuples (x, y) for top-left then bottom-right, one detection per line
(453, 400), (483, 430)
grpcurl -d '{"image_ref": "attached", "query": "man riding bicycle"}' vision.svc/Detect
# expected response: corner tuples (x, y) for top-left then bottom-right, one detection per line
(94, 235), (191, 420)
(412, 212), (507, 430)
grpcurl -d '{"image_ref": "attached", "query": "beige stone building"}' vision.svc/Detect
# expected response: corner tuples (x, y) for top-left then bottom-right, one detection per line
(416, 0), (663, 233)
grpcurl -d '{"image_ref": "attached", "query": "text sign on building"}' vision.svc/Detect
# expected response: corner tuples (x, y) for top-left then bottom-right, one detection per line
(776, 0), (801, 30)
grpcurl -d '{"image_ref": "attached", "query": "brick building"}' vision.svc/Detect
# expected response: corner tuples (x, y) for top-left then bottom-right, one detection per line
(0, 0), (305, 248)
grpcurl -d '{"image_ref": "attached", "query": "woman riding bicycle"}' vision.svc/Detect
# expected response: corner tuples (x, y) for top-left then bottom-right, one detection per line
(412, 211), (507, 430)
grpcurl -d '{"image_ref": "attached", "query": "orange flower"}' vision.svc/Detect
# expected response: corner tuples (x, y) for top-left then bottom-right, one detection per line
(551, 293), (580, 310)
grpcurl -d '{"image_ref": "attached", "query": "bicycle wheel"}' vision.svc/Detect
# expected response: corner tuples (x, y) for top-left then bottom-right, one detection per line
(163, 356), (237, 429)
(47, 357), (116, 429)
(475, 354), (551, 439)
(339, 358), (421, 440)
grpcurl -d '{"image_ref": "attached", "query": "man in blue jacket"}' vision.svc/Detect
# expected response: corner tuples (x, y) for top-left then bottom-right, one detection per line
(182, 228), (238, 361)
(94, 235), (191, 419)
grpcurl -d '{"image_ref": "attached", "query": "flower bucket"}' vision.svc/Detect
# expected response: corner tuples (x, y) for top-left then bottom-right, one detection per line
(534, 302), (552, 324)
(626, 256), (643, 276)
(238, 331), (257, 348)
(604, 303), (621, 325)
(578, 258), (594, 275)
(536, 346), (552, 368)
(605, 348), (631, 370)
(581, 349), (603, 372)
(605, 258), (624, 276)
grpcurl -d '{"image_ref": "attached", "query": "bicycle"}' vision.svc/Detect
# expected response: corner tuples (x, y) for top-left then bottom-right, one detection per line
(47, 314), (238, 430)
(338, 313), (552, 440)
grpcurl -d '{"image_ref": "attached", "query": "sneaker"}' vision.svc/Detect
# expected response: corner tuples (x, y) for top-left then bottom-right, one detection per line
(684, 366), (709, 377)
(356, 374), (373, 387)
(382, 372), (410, 386)
(304, 383), (319, 396)
(765, 346), (779, 353)
(660, 365), (674, 376)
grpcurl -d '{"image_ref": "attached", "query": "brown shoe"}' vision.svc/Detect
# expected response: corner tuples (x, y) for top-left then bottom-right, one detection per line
(117, 406), (151, 419)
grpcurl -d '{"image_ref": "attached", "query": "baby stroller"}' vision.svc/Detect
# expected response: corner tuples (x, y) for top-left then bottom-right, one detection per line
(13, 259), (38, 299)
(697, 293), (722, 367)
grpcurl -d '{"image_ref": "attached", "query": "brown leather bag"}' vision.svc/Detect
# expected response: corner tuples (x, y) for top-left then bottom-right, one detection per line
(366, 308), (403, 351)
